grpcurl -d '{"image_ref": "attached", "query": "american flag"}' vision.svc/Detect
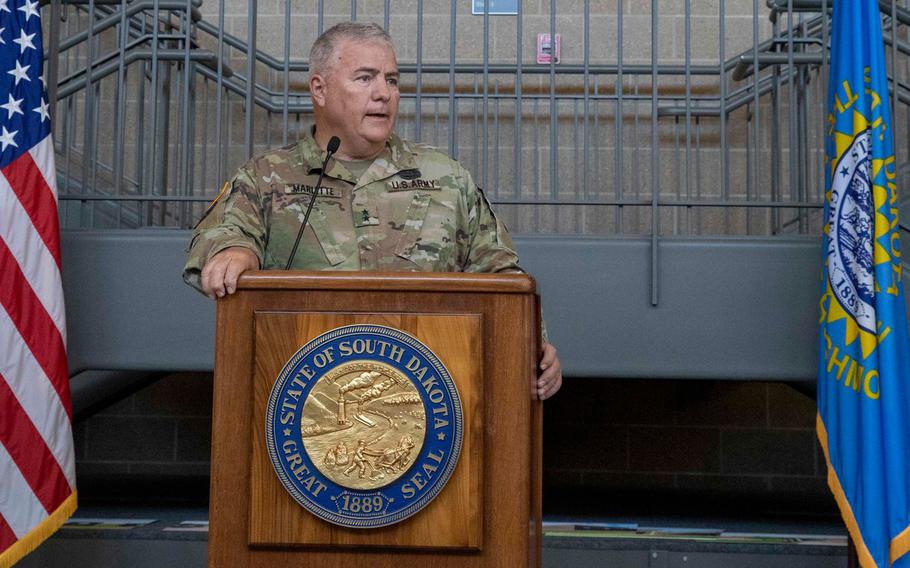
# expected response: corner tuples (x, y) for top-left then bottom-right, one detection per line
(0, 0), (77, 565)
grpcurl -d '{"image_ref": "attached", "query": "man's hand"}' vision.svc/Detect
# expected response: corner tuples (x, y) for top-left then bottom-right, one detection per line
(201, 247), (259, 299)
(537, 342), (562, 400)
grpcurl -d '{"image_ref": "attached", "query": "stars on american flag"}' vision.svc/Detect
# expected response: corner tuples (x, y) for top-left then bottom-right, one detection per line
(8, 59), (30, 84)
(33, 97), (49, 122)
(1, 94), (24, 119)
(0, 0), (51, 166)
(17, 0), (37, 21)
(0, 125), (18, 151)
(13, 27), (35, 53)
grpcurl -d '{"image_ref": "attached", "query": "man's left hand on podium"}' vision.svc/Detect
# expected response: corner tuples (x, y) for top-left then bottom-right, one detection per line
(537, 343), (562, 400)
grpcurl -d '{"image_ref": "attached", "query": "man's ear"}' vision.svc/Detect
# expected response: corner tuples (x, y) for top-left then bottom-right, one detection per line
(309, 73), (327, 107)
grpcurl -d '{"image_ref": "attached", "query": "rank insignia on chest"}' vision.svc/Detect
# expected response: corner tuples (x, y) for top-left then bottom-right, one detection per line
(264, 325), (464, 528)
(355, 208), (379, 227)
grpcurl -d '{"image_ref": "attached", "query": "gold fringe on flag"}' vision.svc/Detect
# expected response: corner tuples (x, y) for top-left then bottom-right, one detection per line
(892, 524), (910, 564)
(0, 491), (77, 568)
(817, 415), (876, 568)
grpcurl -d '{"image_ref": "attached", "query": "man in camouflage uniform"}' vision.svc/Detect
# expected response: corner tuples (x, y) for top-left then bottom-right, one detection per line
(183, 22), (561, 399)
(183, 132), (521, 276)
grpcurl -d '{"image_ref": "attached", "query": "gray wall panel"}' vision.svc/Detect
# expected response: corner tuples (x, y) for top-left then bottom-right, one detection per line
(518, 236), (822, 380)
(61, 231), (852, 380)
(62, 231), (215, 374)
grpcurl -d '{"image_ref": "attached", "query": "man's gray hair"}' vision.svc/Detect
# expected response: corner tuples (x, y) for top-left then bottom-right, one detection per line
(309, 22), (394, 76)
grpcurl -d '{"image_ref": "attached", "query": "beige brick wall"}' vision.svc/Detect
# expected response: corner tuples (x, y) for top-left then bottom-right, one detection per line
(50, 1), (882, 237)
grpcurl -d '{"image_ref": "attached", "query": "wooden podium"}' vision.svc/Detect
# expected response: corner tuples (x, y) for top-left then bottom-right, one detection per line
(209, 272), (542, 568)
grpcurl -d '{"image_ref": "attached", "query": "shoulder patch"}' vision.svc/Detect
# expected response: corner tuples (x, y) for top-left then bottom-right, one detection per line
(210, 181), (230, 207)
(192, 181), (231, 229)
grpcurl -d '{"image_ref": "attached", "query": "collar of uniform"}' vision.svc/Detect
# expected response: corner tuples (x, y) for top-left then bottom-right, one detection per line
(387, 133), (418, 170)
(296, 130), (358, 184)
(296, 130), (419, 188)
(352, 133), (418, 190)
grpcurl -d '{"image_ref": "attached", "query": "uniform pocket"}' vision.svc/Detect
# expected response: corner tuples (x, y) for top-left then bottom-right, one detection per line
(305, 204), (348, 266)
(394, 192), (431, 259)
(272, 193), (349, 267)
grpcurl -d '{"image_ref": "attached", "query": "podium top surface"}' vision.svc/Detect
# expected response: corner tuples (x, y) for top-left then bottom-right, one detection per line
(235, 271), (537, 294)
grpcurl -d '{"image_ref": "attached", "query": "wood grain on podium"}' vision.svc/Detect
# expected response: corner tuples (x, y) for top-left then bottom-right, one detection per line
(208, 272), (541, 568)
(248, 312), (483, 549)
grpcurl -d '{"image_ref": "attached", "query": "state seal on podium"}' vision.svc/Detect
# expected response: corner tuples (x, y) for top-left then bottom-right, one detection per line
(264, 325), (464, 528)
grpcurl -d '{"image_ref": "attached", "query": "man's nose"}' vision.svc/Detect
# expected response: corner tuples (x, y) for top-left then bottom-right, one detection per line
(373, 79), (391, 101)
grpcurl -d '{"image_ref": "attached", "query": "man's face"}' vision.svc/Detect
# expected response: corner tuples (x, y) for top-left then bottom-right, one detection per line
(311, 39), (400, 159)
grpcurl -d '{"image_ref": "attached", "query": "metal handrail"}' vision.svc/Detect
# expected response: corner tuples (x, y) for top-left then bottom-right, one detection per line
(766, 0), (910, 26)
(57, 48), (219, 99)
(57, 0), (202, 52)
(55, 193), (826, 209)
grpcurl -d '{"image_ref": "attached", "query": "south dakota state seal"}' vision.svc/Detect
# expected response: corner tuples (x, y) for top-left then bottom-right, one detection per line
(827, 130), (876, 334)
(265, 325), (463, 528)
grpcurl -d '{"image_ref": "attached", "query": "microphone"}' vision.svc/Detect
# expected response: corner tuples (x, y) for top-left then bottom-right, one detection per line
(285, 136), (341, 270)
(326, 135), (340, 154)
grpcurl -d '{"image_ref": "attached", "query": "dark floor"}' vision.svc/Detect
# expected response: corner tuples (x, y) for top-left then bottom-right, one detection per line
(16, 486), (848, 568)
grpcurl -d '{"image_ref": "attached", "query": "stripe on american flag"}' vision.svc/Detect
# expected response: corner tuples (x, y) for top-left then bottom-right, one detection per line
(0, 306), (75, 488)
(0, 375), (72, 514)
(0, 441), (49, 539)
(0, 238), (71, 417)
(0, 149), (66, 342)
(0, 515), (16, 552)
(1, 148), (62, 269)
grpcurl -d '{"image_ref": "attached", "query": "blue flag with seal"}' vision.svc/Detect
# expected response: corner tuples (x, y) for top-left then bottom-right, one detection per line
(819, 1), (910, 566)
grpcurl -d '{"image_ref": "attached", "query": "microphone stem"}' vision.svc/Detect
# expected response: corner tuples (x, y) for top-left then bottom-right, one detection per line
(285, 152), (334, 270)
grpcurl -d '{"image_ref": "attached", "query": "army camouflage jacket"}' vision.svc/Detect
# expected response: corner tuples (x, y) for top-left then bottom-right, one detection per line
(183, 131), (524, 292)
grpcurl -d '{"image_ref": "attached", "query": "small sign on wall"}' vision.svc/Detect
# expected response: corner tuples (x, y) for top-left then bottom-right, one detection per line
(472, 0), (518, 15)
(537, 33), (561, 64)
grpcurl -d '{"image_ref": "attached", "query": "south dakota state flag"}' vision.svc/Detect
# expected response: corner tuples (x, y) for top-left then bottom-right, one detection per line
(818, 2), (910, 567)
